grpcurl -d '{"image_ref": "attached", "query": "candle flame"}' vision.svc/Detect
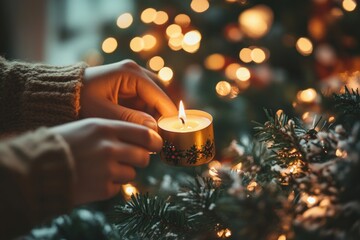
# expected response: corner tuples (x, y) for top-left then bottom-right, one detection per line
(179, 100), (187, 124)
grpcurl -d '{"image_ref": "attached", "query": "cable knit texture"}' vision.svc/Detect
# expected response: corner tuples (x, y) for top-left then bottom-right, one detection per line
(0, 57), (87, 238)
(0, 56), (87, 133)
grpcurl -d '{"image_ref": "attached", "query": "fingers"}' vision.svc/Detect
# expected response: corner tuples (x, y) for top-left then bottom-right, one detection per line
(117, 105), (158, 131)
(114, 142), (151, 168)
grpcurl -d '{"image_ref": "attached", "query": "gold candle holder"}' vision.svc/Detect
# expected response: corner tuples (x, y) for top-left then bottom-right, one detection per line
(157, 109), (215, 166)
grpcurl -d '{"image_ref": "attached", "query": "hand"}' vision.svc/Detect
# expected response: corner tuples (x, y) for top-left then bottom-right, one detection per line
(49, 118), (162, 205)
(80, 60), (178, 131)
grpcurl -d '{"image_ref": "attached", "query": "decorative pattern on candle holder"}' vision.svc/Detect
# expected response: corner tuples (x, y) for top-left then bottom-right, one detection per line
(162, 139), (214, 165)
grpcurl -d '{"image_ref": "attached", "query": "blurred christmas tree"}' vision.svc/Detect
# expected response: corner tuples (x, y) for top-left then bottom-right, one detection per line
(28, 0), (360, 239)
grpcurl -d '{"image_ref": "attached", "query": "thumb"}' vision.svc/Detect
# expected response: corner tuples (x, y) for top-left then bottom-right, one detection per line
(117, 105), (158, 131)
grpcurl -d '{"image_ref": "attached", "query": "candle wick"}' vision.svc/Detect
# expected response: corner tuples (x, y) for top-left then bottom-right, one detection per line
(180, 117), (185, 125)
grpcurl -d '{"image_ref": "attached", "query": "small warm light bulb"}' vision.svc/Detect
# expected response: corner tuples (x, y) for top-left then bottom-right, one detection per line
(153, 11), (169, 25)
(178, 100), (187, 124)
(130, 37), (145, 52)
(122, 183), (138, 197)
(278, 234), (287, 240)
(225, 63), (241, 80)
(117, 13), (133, 29)
(236, 67), (251, 81)
(141, 8), (157, 23)
(166, 24), (182, 38)
(204, 54), (225, 70)
(342, 0), (357, 12)
(251, 48), (266, 63)
(191, 0), (210, 13)
(174, 14), (191, 27)
(217, 228), (232, 238)
(148, 56), (165, 71)
(307, 196), (317, 205)
(168, 34), (184, 51)
(183, 30), (202, 45)
(239, 48), (253, 63)
(142, 34), (157, 51)
(208, 160), (222, 170)
(102, 37), (118, 53)
(297, 88), (317, 103)
(296, 37), (313, 56)
(158, 67), (173, 82)
(216, 81), (232, 97)
(238, 5), (273, 39)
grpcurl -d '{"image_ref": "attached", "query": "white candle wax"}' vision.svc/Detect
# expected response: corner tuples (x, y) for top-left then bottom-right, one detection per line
(158, 114), (211, 133)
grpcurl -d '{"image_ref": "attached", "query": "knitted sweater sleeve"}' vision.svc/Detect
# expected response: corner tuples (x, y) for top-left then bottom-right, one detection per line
(0, 56), (87, 133)
(0, 57), (87, 238)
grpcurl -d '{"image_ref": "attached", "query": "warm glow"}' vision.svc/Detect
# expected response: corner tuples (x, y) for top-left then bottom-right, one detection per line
(217, 228), (232, 238)
(102, 37), (118, 53)
(225, 63), (241, 80)
(328, 116), (335, 123)
(335, 149), (347, 158)
(297, 88), (317, 103)
(166, 24), (182, 38)
(191, 0), (210, 13)
(236, 67), (251, 81)
(117, 13), (133, 29)
(225, 25), (243, 42)
(342, 0), (357, 11)
(183, 30), (202, 45)
(154, 11), (169, 25)
(239, 48), (252, 63)
(182, 42), (200, 53)
(174, 14), (191, 27)
(204, 54), (225, 70)
(251, 48), (266, 63)
(278, 234), (287, 240)
(130, 37), (145, 52)
(296, 37), (313, 56)
(141, 8), (157, 23)
(247, 181), (258, 191)
(208, 160), (222, 170)
(149, 56), (165, 71)
(307, 196), (317, 206)
(142, 34), (157, 51)
(216, 81), (232, 97)
(178, 100), (187, 123)
(122, 183), (138, 197)
(158, 67), (173, 82)
(239, 5), (273, 39)
(168, 34), (184, 51)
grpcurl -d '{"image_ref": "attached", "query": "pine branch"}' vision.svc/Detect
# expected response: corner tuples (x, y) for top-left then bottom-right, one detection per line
(333, 86), (360, 116)
(111, 193), (189, 239)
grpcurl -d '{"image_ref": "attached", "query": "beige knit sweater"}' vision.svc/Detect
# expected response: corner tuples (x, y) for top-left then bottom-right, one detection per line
(0, 56), (88, 238)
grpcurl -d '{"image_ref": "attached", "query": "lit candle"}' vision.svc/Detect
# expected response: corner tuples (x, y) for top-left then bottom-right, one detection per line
(157, 101), (215, 166)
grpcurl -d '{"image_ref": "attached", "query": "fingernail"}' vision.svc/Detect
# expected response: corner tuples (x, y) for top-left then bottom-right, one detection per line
(143, 120), (158, 131)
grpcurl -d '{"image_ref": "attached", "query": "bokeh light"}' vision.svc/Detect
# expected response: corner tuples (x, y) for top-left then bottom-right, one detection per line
(277, 234), (286, 240)
(174, 14), (191, 27)
(239, 5), (273, 39)
(216, 81), (232, 96)
(183, 30), (202, 45)
(117, 13), (133, 29)
(297, 88), (317, 103)
(142, 34), (157, 51)
(168, 34), (184, 51)
(217, 228), (232, 238)
(141, 8), (157, 23)
(102, 37), (118, 53)
(239, 48), (252, 63)
(225, 63), (241, 80)
(158, 67), (174, 82)
(251, 48), (266, 63)
(154, 11), (169, 25)
(236, 67), (251, 81)
(342, 0), (357, 11)
(130, 37), (145, 52)
(296, 37), (313, 56)
(204, 54), (225, 70)
(191, 0), (210, 13)
(148, 56), (165, 71)
(166, 24), (182, 38)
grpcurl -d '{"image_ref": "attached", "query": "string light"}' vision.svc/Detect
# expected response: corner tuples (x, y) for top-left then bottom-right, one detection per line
(297, 88), (317, 103)
(158, 67), (174, 82)
(141, 8), (157, 23)
(328, 116), (335, 123)
(183, 30), (202, 45)
(174, 14), (191, 27)
(148, 56), (165, 71)
(296, 37), (313, 56)
(204, 54), (225, 70)
(153, 11), (169, 25)
(335, 149), (347, 158)
(236, 67), (251, 81)
(122, 183), (138, 200)
(342, 0), (357, 12)
(168, 34), (184, 51)
(232, 162), (242, 173)
(142, 34), (157, 51)
(251, 48), (266, 63)
(247, 181), (258, 191)
(238, 5), (273, 39)
(278, 234), (287, 240)
(166, 24), (182, 38)
(216, 81), (232, 97)
(191, 0), (210, 13)
(306, 196), (317, 206)
(130, 37), (145, 52)
(217, 228), (232, 238)
(102, 37), (118, 53)
(239, 48), (252, 63)
(117, 13), (133, 29)
(225, 63), (241, 80)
